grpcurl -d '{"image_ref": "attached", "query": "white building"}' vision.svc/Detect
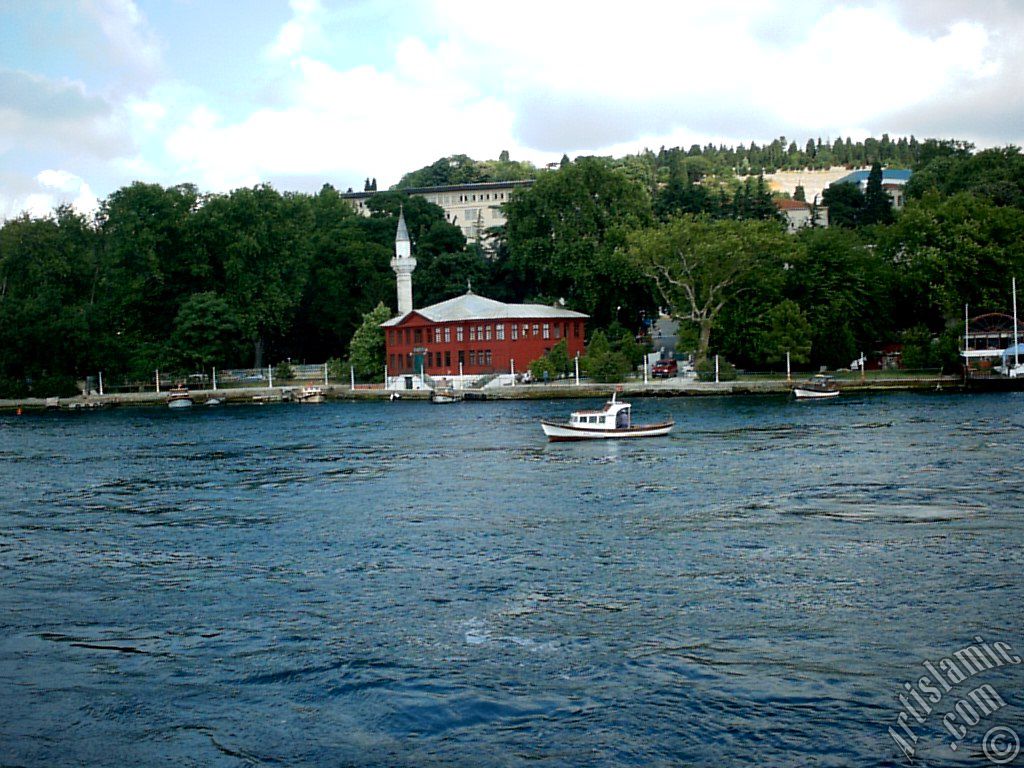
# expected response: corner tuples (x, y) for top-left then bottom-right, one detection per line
(342, 180), (534, 248)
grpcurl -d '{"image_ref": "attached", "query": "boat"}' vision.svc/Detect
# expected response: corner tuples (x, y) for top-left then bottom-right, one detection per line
(296, 386), (325, 403)
(793, 374), (840, 399)
(540, 392), (674, 441)
(167, 386), (193, 408)
(204, 397), (223, 407)
(431, 387), (463, 404)
(964, 278), (1024, 391)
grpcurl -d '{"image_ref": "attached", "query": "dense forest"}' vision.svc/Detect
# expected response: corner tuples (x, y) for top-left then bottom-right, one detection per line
(1, 136), (1022, 396)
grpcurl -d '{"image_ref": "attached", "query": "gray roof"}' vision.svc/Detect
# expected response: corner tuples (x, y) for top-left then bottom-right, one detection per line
(395, 209), (409, 242)
(382, 292), (588, 327)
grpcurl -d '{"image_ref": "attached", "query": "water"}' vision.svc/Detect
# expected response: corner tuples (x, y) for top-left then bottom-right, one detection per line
(1, 393), (1021, 767)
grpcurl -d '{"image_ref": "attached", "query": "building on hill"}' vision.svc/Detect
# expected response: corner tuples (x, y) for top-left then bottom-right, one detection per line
(774, 198), (829, 233)
(342, 179), (534, 247)
(828, 168), (912, 209)
(380, 213), (586, 390)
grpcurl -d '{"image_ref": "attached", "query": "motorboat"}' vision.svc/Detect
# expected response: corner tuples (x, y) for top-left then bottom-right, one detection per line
(540, 392), (673, 441)
(296, 386), (325, 403)
(167, 386), (193, 408)
(793, 374), (840, 399)
(431, 387), (463, 404)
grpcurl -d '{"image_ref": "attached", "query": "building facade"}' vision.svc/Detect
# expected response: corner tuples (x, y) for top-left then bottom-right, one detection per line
(342, 179), (534, 245)
(774, 198), (830, 233)
(379, 212), (586, 387)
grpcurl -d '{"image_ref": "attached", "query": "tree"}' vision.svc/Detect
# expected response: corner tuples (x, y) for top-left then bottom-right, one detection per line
(504, 156), (655, 326)
(821, 182), (865, 228)
(626, 216), (793, 364)
(758, 299), (812, 364)
(793, 184), (806, 202)
(862, 162), (894, 225)
(169, 292), (244, 371)
(348, 302), (392, 378)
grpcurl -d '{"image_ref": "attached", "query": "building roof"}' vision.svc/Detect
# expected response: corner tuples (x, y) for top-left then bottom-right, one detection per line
(342, 179), (535, 200)
(775, 198), (811, 211)
(395, 209), (409, 242)
(833, 168), (913, 187)
(382, 291), (588, 327)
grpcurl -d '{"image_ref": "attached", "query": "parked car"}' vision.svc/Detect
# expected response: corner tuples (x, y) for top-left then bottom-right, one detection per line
(652, 358), (678, 378)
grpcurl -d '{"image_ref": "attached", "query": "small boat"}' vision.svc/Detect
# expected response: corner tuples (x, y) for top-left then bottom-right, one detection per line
(431, 387), (463, 404)
(204, 397), (223, 407)
(167, 386), (193, 409)
(296, 386), (325, 403)
(541, 392), (673, 441)
(793, 374), (840, 399)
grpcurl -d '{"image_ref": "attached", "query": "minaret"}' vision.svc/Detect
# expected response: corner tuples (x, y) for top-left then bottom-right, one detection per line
(391, 207), (416, 315)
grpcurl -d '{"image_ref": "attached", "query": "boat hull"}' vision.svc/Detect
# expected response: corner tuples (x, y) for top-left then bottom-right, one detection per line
(792, 387), (839, 399)
(541, 419), (674, 441)
(167, 398), (193, 409)
(965, 375), (1024, 392)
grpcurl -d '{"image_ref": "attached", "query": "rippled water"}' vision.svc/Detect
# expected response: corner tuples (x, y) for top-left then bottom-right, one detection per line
(1, 393), (1022, 767)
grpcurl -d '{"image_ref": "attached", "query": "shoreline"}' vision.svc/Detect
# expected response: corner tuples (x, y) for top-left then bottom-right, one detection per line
(0, 375), (964, 412)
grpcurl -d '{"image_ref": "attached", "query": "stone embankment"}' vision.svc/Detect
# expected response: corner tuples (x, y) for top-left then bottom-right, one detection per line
(0, 375), (964, 412)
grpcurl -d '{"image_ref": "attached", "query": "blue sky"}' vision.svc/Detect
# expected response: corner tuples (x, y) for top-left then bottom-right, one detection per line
(2, 0), (1023, 218)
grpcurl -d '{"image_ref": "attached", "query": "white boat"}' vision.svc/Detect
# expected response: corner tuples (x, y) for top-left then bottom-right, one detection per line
(793, 374), (840, 399)
(296, 386), (325, 403)
(541, 393), (673, 441)
(431, 387), (463, 404)
(167, 386), (193, 408)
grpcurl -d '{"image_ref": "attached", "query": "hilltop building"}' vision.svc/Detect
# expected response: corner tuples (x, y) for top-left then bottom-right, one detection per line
(828, 168), (912, 209)
(381, 212), (586, 390)
(774, 198), (829, 233)
(342, 179), (534, 247)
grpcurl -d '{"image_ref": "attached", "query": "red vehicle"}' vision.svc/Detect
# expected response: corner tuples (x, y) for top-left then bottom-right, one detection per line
(652, 358), (678, 378)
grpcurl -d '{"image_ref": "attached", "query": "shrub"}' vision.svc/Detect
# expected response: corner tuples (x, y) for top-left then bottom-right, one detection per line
(696, 356), (737, 382)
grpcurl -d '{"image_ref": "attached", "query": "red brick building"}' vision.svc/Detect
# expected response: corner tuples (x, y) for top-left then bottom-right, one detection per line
(382, 291), (587, 380)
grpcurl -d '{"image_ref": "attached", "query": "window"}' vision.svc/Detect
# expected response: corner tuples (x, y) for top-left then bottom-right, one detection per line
(457, 325), (464, 342)
(388, 330), (394, 345)
(444, 326), (451, 343)
(496, 324), (505, 340)
(532, 324), (539, 337)
(427, 351), (433, 367)
(469, 350), (476, 366)
(404, 328), (411, 344)
(485, 350), (492, 366)
(574, 322), (580, 338)
(543, 323), (550, 339)
(554, 324), (561, 339)
(522, 323), (529, 338)
(477, 325), (484, 339)
(444, 351), (451, 367)
(563, 322), (569, 338)
(434, 327), (442, 343)
(389, 354), (395, 369)
(511, 324), (518, 340)
(485, 325), (492, 341)
(469, 326), (477, 341)
(414, 328), (422, 343)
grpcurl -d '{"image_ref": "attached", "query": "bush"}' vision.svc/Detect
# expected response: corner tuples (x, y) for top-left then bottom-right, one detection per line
(0, 377), (30, 398)
(273, 361), (295, 381)
(696, 356), (737, 382)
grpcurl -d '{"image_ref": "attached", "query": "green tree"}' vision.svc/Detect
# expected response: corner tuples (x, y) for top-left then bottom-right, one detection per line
(169, 292), (244, 371)
(862, 162), (894, 225)
(758, 299), (812, 364)
(821, 182), (865, 228)
(348, 302), (392, 378)
(504, 156), (655, 326)
(626, 216), (794, 364)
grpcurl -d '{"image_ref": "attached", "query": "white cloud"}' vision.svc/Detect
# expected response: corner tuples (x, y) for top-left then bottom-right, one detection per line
(79, 0), (162, 85)
(267, 0), (326, 60)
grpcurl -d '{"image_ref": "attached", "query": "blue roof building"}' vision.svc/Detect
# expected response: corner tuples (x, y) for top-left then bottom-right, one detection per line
(830, 167), (913, 209)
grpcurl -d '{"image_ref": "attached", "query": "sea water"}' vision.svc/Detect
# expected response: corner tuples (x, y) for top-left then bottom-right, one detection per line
(1, 392), (1021, 767)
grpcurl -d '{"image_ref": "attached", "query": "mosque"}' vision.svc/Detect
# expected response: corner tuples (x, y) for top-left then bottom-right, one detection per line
(381, 210), (587, 390)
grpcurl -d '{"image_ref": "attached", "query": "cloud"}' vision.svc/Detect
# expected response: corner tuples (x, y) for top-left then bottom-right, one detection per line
(267, 0), (326, 60)
(0, 169), (97, 220)
(79, 0), (162, 86)
(0, 69), (132, 159)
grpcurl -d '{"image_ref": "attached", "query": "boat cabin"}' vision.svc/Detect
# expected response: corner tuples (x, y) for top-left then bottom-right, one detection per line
(569, 399), (631, 431)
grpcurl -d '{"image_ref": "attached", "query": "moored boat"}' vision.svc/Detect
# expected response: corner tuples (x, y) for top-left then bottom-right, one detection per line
(431, 387), (463, 404)
(167, 386), (193, 409)
(541, 393), (673, 441)
(296, 386), (325, 403)
(793, 374), (840, 399)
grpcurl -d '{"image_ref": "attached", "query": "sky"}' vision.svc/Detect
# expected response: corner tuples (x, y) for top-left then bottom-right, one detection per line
(1, 0), (1023, 219)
